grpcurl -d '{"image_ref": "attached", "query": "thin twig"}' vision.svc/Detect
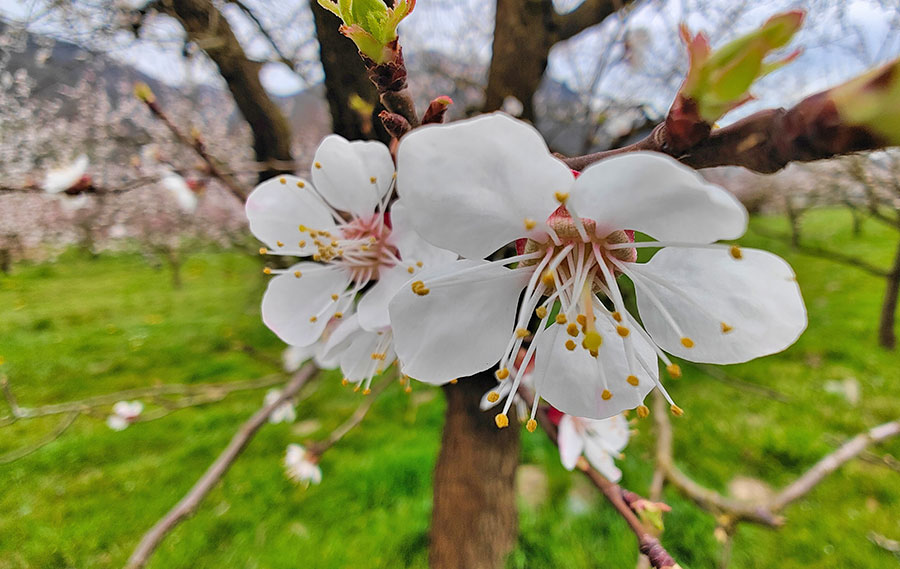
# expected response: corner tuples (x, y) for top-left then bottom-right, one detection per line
(124, 364), (318, 569)
(518, 387), (680, 569)
(0, 374), (287, 427)
(0, 412), (78, 465)
(307, 376), (392, 456)
(653, 391), (900, 526)
(138, 95), (249, 203)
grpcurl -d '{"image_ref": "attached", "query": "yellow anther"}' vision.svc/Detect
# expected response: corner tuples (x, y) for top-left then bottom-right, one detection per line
(363, 388), (371, 395)
(566, 322), (579, 337)
(616, 325), (630, 337)
(369, 236), (377, 243)
(576, 314), (587, 326)
(293, 270), (302, 278)
(334, 312), (343, 319)
(523, 218), (536, 230)
(341, 377), (349, 386)
(309, 230), (318, 237)
(494, 413), (509, 429)
(670, 404), (684, 416)
(636, 405), (650, 418)
(516, 328), (530, 338)
(612, 311), (622, 322)
(601, 389), (612, 400)
(554, 191), (569, 203)
(371, 352), (379, 360)
(276, 241), (284, 247)
(313, 254), (321, 261)
(262, 267), (272, 275)
(298, 240), (306, 247)
(369, 176), (377, 184)
(298, 225), (307, 232)
(730, 245), (743, 260)
(565, 339), (576, 351)
(331, 293), (339, 301)
(449, 378), (458, 384)
(314, 161), (322, 169)
(309, 316), (318, 323)
(555, 313), (567, 325)
(542, 271), (555, 286)
(407, 266), (415, 274)
(583, 331), (603, 351)
(535, 306), (548, 319)
(296, 181), (305, 188)
(361, 245), (370, 252)
(404, 385), (412, 393)
(487, 391), (500, 403)
(411, 280), (430, 296)
(331, 240), (338, 247)
(526, 419), (537, 433)
(666, 364), (682, 379)
(589, 349), (599, 358)
(680, 337), (694, 348)
(627, 375), (639, 386)
(416, 261), (423, 267)
(495, 368), (510, 380)
(279, 177), (286, 184)
(721, 322), (733, 333)
(258, 247), (267, 255)
(353, 384), (360, 392)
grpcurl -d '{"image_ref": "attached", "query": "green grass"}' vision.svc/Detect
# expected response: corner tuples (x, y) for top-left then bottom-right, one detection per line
(1, 209), (899, 569)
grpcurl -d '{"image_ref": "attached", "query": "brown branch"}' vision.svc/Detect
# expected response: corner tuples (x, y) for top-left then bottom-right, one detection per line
(769, 420), (900, 511)
(138, 94), (249, 203)
(152, 0), (294, 183)
(552, 0), (627, 43)
(519, 387), (680, 569)
(125, 364), (318, 569)
(307, 375), (392, 456)
(226, 0), (296, 70)
(653, 391), (900, 527)
(562, 68), (897, 173)
(0, 412), (78, 465)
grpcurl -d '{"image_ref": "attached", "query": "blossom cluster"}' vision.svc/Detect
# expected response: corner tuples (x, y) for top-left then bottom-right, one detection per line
(249, 112), (807, 475)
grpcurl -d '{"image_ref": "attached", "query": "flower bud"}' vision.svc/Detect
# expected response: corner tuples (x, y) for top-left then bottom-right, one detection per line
(671, 10), (804, 136)
(828, 57), (900, 145)
(317, 0), (415, 64)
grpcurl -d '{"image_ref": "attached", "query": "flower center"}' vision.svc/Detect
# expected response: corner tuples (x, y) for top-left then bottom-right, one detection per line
(303, 213), (398, 282)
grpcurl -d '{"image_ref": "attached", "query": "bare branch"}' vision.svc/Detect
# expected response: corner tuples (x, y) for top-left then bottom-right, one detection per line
(0, 412), (78, 465)
(653, 392), (900, 527)
(0, 374), (287, 427)
(750, 226), (891, 278)
(552, 0), (627, 43)
(125, 364), (318, 569)
(307, 376), (391, 457)
(519, 387), (680, 569)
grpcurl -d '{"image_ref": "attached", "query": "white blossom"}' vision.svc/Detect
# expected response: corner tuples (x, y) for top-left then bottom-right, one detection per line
(390, 113), (806, 424)
(106, 400), (143, 431)
(558, 413), (630, 482)
(284, 443), (322, 486)
(265, 389), (297, 424)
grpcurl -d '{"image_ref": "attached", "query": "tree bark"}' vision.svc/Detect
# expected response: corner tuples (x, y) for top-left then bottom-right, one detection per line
(430, 371), (520, 569)
(310, 0), (389, 143)
(157, 0), (293, 183)
(878, 239), (900, 349)
(484, 0), (626, 121)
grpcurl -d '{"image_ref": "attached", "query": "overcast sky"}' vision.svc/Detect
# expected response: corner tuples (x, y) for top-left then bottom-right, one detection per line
(2, 0), (898, 124)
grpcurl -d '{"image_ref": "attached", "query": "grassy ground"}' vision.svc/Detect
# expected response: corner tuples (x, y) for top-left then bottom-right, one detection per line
(0, 209), (898, 569)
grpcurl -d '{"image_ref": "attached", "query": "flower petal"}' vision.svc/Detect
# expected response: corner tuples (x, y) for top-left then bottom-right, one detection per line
(569, 152), (748, 243)
(358, 202), (458, 331)
(558, 415), (585, 471)
(533, 312), (657, 419)
(340, 329), (397, 383)
(583, 441), (622, 482)
(311, 135), (393, 217)
(587, 414), (630, 454)
(632, 246), (807, 363)
(261, 263), (351, 346)
(389, 259), (530, 383)
(396, 113), (574, 259)
(246, 175), (336, 254)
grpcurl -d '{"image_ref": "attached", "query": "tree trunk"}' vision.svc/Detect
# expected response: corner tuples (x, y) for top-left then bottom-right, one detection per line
(310, 0), (389, 143)
(484, 0), (627, 121)
(430, 370), (519, 569)
(159, 0), (293, 183)
(878, 239), (900, 349)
